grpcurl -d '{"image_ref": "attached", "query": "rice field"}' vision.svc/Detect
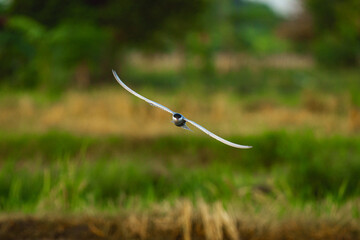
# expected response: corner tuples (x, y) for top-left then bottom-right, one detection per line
(0, 68), (360, 239)
(0, 130), (359, 239)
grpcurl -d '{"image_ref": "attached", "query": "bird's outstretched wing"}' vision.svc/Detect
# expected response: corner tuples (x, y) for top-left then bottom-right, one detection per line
(185, 118), (252, 149)
(112, 70), (174, 114)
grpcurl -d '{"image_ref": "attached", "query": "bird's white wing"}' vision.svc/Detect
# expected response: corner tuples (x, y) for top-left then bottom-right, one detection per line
(185, 119), (252, 149)
(112, 70), (174, 114)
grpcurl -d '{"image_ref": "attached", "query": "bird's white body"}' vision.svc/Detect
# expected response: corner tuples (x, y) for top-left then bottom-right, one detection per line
(112, 70), (252, 149)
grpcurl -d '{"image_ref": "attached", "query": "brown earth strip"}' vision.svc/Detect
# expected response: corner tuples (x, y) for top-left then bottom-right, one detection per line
(0, 216), (359, 240)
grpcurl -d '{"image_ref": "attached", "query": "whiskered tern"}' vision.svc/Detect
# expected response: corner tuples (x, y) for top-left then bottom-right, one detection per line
(112, 70), (252, 149)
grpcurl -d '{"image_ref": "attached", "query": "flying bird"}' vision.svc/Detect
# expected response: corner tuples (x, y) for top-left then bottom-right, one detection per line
(112, 70), (252, 149)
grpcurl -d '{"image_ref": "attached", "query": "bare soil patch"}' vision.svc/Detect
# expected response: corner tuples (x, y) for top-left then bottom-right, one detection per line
(0, 216), (358, 240)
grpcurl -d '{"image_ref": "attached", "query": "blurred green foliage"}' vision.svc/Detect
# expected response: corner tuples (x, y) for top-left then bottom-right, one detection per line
(1, 0), (207, 89)
(1, 131), (359, 207)
(0, 0), (290, 89)
(0, 16), (111, 89)
(124, 67), (360, 98)
(9, 0), (206, 47)
(232, 2), (287, 54)
(1, 0), (359, 89)
(0, 16), (40, 88)
(304, 0), (360, 67)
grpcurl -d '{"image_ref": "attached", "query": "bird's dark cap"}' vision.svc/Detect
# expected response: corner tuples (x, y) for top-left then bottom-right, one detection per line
(174, 113), (182, 119)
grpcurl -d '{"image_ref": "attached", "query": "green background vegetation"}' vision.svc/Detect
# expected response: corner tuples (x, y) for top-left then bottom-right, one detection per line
(0, 0), (359, 218)
(1, 0), (359, 89)
(1, 131), (360, 213)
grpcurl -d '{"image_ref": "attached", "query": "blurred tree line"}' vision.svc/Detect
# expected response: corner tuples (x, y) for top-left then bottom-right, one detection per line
(0, 0), (207, 89)
(0, 0), (359, 89)
(286, 0), (360, 67)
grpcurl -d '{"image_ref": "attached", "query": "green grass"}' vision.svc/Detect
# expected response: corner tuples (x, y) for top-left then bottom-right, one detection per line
(0, 131), (359, 213)
(2, 67), (360, 107)
(124, 67), (360, 101)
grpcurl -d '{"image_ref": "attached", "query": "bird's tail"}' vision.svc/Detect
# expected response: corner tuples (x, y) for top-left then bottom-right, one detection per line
(181, 124), (192, 131)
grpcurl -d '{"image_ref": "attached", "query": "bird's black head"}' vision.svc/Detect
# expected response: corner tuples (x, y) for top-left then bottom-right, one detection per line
(174, 113), (182, 119)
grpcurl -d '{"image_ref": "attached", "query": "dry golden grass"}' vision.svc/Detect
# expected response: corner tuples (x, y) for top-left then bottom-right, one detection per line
(0, 89), (353, 136)
(0, 199), (359, 240)
(349, 107), (360, 133)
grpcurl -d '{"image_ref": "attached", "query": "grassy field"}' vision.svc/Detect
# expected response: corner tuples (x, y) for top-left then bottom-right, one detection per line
(1, 132), (359, 212)
(0, 131), (359, 239)
(0, 67), (360, 239)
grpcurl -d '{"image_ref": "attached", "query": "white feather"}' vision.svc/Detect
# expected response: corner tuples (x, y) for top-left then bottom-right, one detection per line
(112, 70), (174, 114)
(185, 119), (252, 149)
